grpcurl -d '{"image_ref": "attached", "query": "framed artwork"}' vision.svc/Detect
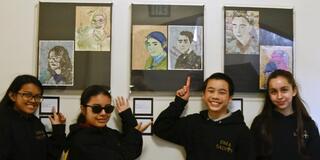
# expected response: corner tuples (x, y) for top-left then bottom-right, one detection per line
(131, 4), (204, 92)
(136, 117), (153, 135)
(38, 40), (74, 86)
(132, 25), (167, 70)
(39, 96), (60, 114)
(224, 7), (294, 92)
(75, 6), (111, 51)
(230, 98), (243, 113)
(168, 25), (203, 70)
(38, 2), (112, 90)
(40, 116), (52, 133)
(133, 98), (153, 116)
(259, 46), (293, 89)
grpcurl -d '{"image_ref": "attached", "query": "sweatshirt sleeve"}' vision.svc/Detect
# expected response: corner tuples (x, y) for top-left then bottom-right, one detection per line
(153, 96), (189, 145)
(47, 124), (66, 160)
(118, 108), (143, 160)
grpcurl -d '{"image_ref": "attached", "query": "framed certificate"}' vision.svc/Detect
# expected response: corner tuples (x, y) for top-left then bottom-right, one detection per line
(230, 98), (243, 113)
(136, 117), (153, 135)
(39, 96), (60, 114)
(133, 98), (153, 116)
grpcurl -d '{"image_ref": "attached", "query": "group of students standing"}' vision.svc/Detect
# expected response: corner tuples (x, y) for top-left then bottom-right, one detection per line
(0, 69), (319, 160)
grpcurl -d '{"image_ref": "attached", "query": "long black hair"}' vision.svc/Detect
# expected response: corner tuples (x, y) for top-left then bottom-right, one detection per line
(0, 75), (43, 108)
(258, 69), (311, 159)
(76, 85), (111, 124)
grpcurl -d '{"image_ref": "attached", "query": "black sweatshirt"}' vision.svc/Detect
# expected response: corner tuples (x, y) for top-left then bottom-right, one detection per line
(153, 96), (254, 160)
(65, 108), (142, 160)
(0, 105), (66, 160)
(250, 110), (320, 160)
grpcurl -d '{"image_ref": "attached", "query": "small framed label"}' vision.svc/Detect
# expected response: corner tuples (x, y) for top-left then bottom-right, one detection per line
(133, 98), (153, 116)
(39, 96), (60, 114)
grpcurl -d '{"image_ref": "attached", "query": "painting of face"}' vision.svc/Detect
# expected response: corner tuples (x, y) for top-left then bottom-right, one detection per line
(48, 51), (62, 71)
(82, 94), (112, 128)
(146, 37), (164, 56)
(232, 17), (251, 45)
(92, 14), (105, 29)
(176, 35), (191, 53)
(202, 79), (232, 118)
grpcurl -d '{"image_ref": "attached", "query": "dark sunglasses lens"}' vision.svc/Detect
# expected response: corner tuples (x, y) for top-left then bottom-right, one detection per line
(91, 105), (103, 114)
(104, 105), (114, 113)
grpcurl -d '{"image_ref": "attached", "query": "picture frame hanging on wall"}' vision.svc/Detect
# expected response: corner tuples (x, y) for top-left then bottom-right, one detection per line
(39, 96), (60, 115)
(224, 6), (294, 92)
(38, 2), (112, 90)
(130, 4), (205, 92)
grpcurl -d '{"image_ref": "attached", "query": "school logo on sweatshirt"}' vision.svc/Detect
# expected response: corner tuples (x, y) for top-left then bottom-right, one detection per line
(216, 139), (233, 153)
(35, 130), (46, 140)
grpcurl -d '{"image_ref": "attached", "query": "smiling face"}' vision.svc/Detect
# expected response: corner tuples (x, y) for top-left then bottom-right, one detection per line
(268, 76), (297, 115)
(9, 83), (42, 114)
(146, 37), (164, 56)
(82, 93), (112, 128)
(202, 79), (232, 119)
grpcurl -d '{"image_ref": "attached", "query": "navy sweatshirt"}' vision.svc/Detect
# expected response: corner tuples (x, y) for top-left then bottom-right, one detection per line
(251, 110), (320, 160)
(65, 108), (142, 160)
(153, 96), (254, 160)
(0, 105), (66, 160)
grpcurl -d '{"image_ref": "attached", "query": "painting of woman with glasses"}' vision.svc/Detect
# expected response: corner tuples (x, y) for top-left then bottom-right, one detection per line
(38, 40), (74, 86)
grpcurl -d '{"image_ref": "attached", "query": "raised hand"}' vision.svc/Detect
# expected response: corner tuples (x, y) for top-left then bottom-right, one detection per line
(135, 121), (152, 133)
(48, 107), (66, 125)
(115, 96), (129, 113)
(176, 76), (191, 101)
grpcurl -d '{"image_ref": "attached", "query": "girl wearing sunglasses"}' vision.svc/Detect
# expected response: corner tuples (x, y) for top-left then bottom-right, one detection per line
(63, 85), (150, 160)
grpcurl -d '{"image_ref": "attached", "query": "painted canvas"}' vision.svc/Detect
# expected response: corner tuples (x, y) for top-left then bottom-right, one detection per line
(75, 6), (111, 51)
(38, 40), (74, 86)
(168, 25), (203, 70)
(132, 25), (167, 70)
(259, 45), (293, 89)
(225, 10), (259, 55)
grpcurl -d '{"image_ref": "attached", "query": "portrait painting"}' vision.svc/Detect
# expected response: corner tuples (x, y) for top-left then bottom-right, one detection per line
(38, 40), (74, 86)
(75, 6), (111, 51)
(225, 10), (259, 55)
(168, 25), (203, 70)
(259, 45), (293, 89)
(132, 25), (168, 70)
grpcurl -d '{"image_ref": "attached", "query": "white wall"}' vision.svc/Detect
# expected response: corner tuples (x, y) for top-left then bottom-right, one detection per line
(0, 0), (320, 159)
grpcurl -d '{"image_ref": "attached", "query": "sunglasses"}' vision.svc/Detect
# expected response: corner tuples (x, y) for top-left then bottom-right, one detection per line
(84, 104), (114, 114)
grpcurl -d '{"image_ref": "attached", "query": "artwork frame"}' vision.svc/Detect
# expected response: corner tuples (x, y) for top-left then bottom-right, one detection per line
(224, 6), (294, 92)
(38, 40), (74, 87)
(135, 117), (153, 135)
(39, 116), (52, 134)
(39, 96), (60, 115)
(130, 4), (204, 92)
(38, 2), (112, 90)
(230, 98), (243, 113)
(133, 98), (153, 116)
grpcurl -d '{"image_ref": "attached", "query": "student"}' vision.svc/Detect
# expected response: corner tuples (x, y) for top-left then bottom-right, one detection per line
(0, 74), (66, 160)
(153, 73), (254, 160)
(63, 85), (150, 160)
(251, 69), (319, 160)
